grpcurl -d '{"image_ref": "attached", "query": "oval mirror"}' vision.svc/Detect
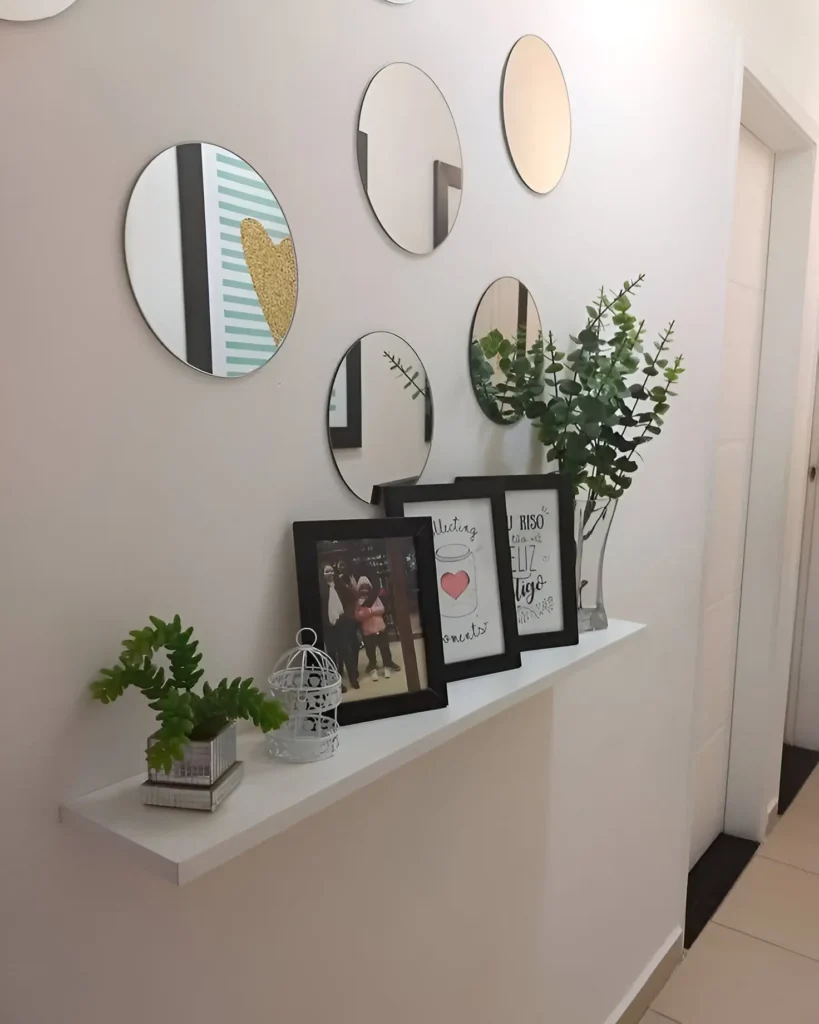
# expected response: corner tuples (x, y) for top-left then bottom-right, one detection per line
(0, 0), (76, 19)
(501, 35), (571, 194)
(125, 143), (297, 378)
(358, 63), (463, 255)
(470, 277), (543, 425)
(328, 333), (433, 503)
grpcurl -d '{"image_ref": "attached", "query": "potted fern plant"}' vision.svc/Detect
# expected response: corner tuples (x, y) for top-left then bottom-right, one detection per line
(91, 615), (287, 810)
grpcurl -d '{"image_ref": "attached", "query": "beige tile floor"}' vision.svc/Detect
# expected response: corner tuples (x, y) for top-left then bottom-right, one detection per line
(644, 766), (819, 1024)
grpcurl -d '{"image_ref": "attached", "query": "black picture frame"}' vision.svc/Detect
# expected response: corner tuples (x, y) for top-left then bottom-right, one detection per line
(382, 481), (522, 682)
(293, 517), (448, 726)
(328, 341), (362, 450)
(457, 474), (578, 650)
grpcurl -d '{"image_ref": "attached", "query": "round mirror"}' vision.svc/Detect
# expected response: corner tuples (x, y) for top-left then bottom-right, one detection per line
(358, 63), (463, 255)
(501, 36), (571, 194)
(125, 143), (297, 378)
(0, 0), (76, 19)
(470, 277), (543, 425)
(328, 333), (433, 503)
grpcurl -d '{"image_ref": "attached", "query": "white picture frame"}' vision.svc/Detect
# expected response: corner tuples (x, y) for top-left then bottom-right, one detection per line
(382, 481), (521, 681)
(457, 474), (579, 649)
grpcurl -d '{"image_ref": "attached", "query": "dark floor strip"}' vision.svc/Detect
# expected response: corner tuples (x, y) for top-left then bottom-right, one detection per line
(685, 833), (758, 948)
(779, 744), (819, 815)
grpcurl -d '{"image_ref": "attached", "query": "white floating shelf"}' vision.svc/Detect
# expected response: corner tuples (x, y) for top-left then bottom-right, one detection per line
(60, 619), (644, 885)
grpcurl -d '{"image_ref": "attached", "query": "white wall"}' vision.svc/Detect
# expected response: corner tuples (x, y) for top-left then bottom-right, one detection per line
(1, 1), (816, 1022)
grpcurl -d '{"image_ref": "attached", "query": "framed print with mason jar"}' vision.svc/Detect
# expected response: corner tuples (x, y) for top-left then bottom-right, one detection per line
(382, 481), (521, 681)
(458, 474), (578, 650)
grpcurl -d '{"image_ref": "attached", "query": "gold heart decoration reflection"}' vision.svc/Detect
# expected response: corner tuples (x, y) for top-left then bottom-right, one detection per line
(240, 218), (297, 343)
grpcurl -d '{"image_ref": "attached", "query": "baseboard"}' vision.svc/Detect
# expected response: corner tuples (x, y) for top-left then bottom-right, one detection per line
(603, 927), (683, 1024)
(766, 799), (779, 836)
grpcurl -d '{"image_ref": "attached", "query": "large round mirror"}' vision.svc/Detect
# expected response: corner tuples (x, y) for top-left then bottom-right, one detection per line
(0, 0), (76, 19)
(470, 277), (543, 425)
(125, 143), (297, 378)
(328, 333), (433, 503)
(357, 63), (463, 255)
(501, 36), (571, 195)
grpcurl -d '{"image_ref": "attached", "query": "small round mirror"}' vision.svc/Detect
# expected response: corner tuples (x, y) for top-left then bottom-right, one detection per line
(125, 143), (297, 378)
(0, 0), (76, 19)
(470, 277), (543, 425)
(358, 63), (463, 255)
(502, 36), (571, 194)
(328, 333), (433, 503)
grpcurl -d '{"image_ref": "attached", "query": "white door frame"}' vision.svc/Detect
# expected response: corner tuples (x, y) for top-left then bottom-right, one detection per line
(723, 50), (819, 840)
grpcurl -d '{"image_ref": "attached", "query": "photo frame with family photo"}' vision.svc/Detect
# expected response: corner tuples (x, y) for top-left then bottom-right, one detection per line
(382, 481), (521, 682)
(293, 518), (447, 725)
(457, 474), (578, 649)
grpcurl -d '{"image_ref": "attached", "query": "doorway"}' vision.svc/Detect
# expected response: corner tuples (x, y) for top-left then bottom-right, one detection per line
(782, 351), (819, 814)
(685, 62), (819, 947)
(689, 125), (774, 870)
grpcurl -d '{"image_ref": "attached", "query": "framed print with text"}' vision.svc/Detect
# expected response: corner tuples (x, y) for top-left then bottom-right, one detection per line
(458, 474), (578, 649)
(382, 481), (521, 681)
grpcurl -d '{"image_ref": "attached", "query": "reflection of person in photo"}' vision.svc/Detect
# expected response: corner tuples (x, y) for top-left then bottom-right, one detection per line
(323, 560), (360, 690)
(321, 563), (344, 686)
(333, 559), (363, 689)
(355, 577), (401, 681)
(313, 536), (428, 704)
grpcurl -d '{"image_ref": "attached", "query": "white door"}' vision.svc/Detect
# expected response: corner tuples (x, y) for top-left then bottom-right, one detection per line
(789, 386), (819, 748)
(690, 126), (774, 867)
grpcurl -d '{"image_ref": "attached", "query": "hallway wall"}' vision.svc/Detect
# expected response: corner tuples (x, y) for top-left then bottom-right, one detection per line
(1, 1), (816, 1022)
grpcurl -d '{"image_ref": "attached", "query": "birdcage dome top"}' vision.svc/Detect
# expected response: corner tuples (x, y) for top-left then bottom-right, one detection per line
(268, 628), (340, 694)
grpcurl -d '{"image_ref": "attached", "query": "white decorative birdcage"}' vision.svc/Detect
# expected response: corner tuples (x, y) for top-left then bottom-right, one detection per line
(268, 628), (342, 762)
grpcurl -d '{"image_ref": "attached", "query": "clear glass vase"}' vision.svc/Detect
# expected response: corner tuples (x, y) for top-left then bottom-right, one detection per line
(574, 494), (618, 632)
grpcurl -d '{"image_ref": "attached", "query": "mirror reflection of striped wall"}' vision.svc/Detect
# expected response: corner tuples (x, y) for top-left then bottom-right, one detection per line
(125, 142), (297, 378)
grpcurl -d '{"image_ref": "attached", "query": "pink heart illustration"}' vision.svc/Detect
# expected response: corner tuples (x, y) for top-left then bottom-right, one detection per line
(441, 571), (470, 600)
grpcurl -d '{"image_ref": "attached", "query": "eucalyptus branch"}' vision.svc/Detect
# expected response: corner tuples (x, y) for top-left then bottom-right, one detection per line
(586, 274), (646, 333)
(488, 276), (680, 501)
(592, 319), (645, 402)
(617, 334), (681, 466)
(625, 321), (674, 419)
(560, 276), (646, 456)
(548, 331), (561, 406)
(383, 350), (427, 399)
